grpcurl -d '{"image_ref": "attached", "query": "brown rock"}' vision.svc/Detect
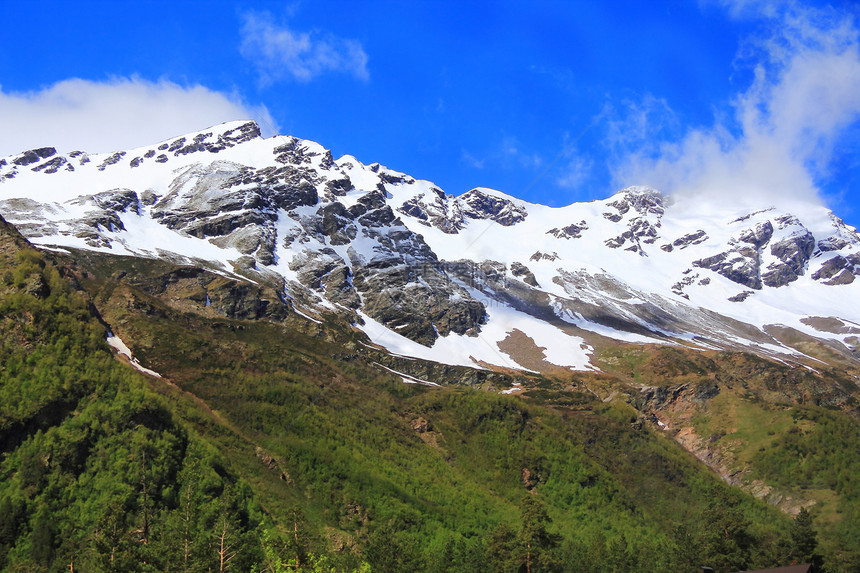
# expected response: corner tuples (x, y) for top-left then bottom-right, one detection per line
(410, 417), (430, 433)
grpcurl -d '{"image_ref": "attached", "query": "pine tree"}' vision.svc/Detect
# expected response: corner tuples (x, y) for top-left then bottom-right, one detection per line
(518, 496), (561, 573)
(30, 507), (55, 567)
(487, 522), (518, 571)
(789, 507), (824, 572)
(700, 491), (754, 572)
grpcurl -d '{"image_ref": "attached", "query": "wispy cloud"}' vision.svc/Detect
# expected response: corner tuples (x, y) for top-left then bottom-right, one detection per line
(0, 77), (277, 156)
(461, 150), (485, 169)
(604, 95), (679, 150)
(461, 136), (544, 173)
(501, 136), (543, 169)
(555, 154), (594, 190)
(240, 12), (369, 85)
(613, 2), (860, 209)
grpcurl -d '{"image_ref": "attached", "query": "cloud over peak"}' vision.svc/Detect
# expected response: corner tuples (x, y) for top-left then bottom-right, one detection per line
(0, 77), (277, 156)
(613, 2), (860, 210)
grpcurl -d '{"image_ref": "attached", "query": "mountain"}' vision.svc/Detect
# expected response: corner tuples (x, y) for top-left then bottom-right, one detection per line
(1, 120), (859, 376)
(1, 121), (860, 571)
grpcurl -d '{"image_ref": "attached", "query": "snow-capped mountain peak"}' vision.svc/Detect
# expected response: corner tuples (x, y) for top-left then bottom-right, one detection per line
(2, 121), (859, 373)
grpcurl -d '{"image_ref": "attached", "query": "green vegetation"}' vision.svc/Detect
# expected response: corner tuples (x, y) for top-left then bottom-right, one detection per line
(678, 378), (860, 569)
(752, 407), (860, 569)
(0, 219), (856, 571)
(0, 240), (267, 571)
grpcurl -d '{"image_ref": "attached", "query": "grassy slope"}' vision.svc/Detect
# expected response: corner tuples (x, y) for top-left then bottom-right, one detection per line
(4, 223), (858, 570)
(66, 248), (801, 571)
(0, 220), (268, 571)
(590, 343), (860, 569)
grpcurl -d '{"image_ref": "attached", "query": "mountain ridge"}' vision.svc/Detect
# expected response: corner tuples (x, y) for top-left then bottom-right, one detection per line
(1, 120), (859, 375)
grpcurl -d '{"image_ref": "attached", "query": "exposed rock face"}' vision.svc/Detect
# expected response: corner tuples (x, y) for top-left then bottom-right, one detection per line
(394, 184), (530, 234)
(547, 221), (588, 239)
(0, 188), (145, 249)
(692, 220), (780, 290)
(13, 147), (56, 166)
(689, 216), (824, 289)
(356, 265), (485, 345)
(738, 221), (774, 248)
(397, 187), (465, 234)
(348, 221), (486, 345)
(119, 265), (290, 322)
(603, 188), (665, 255)
(319, 202), (358, 245)
(695, 248), (763, 290)
(812, 253), (860, 285)
(273, 186), (488, 345)
(521, 467), (541, 491)
(728, 290), (755, 302)
(3, 121), (860, 374)
(92, 189), (141, 214)
(255, 446), (291, 483)
(761, 231), (815, 287)
(604, 186), (664, 218)
(460, 188), (527, 226)
(148, 160), (322, 264)
(632, 352), (857, 514)
(0, 126), (493, 348)
(289, 248), (360, 308)
(165, 122), (262, 158)
(672, 274), (697, 299)
(510, 261), (539, 287)
(98, 152), (126, 171)
(530, 251), (558, 262)
(324, 176), (353, 198)
(673, 230), (708, 249)
(410, 417), (430, 433)
(32, 156), (71, 174)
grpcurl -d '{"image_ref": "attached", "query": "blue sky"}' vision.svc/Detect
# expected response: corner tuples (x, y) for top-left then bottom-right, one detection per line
(2, 0), (860, 226)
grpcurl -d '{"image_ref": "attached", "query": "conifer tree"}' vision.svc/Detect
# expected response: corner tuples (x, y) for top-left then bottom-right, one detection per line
(789, 507), (823, 572)
(517, 496), (561, 573)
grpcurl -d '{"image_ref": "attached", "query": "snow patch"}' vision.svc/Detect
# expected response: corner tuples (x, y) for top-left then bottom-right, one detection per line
(106, 331), (162, 378)
(372, 362), (440, 386)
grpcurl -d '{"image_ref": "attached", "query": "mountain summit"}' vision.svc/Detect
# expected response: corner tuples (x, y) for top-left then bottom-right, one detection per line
(1, 120), (859, 372)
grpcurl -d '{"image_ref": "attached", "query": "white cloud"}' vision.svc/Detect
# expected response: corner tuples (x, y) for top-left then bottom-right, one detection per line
(0, 77), (277, 156)
(555, 155), (594, 190)
(461, 137), (544, 173)
(702, 0), (783, 19)
(604, 95), (679, 153)
(613, 2), (860, 209)
(461, 150), (485, 169)
(240, 12), (369, 84)
(501, 136), (543, 169)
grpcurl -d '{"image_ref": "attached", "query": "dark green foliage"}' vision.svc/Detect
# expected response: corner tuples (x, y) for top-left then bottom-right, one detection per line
(517, 496), (561, 572)
(1, 226), (858, 570)
(699, 489), (754, 572)
(487, 522), (519, 572)
(752, 406), (860, 567)
(786, 508), (824, 572)
(0, 236), (264, 572)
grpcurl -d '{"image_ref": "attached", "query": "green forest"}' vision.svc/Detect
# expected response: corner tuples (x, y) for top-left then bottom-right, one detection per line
(0, 218), (856, 572)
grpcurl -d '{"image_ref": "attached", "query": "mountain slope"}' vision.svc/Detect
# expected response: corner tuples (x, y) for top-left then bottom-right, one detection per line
(0, 216), (271, 571)
(0, 215), (827, 572)
(2, 123), (860, 570)
(1, 121), (859, 375)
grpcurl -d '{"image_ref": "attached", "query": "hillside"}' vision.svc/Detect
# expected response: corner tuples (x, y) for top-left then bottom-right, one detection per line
(0, 212), (853, 571)
(1, 122), (860, 570)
